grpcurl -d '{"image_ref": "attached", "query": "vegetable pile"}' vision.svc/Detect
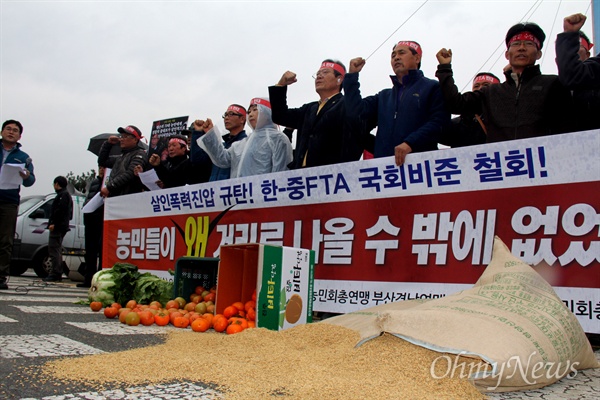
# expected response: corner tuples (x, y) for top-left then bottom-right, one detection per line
(88, 263), (173, 307)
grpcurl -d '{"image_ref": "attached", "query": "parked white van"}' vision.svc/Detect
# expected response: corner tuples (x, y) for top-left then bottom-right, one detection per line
(10, 193), (86, 277)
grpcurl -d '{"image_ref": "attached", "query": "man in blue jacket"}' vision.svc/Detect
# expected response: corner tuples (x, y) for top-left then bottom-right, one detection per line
(344, 42), (450, 166)
(0, 120), (35, 290)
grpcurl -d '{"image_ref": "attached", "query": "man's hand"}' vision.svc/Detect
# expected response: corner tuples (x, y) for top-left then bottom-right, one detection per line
(564, 13), (586, 32)
(394, 142), (412, 166)
(19, 169), (30, 180)
(193, 119), (205, 131)
(48, 224), (55, 232)
(202, 118), (214, 132)
(277, 71), (297, 86)
(100, 187), (110, 197)
(436, 48), (453, 65)
(349, 57), (366, 73)
(148, 154), (161, 167)
(108, 135), (119, 144)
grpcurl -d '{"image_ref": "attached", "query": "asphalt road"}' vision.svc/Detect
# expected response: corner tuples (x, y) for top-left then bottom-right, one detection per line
(0, 271), (598, 400)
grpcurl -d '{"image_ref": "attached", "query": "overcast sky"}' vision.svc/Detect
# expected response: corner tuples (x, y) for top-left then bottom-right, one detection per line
(1, 0), (592, 197)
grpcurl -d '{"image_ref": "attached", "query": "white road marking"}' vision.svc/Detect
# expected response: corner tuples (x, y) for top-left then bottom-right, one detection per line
(0, 334), (103, 358)
(20, 382), (223, 399)
(12, 305), (96, 314)
(66, 321), (176, 335)
(0, 314), (18, 322)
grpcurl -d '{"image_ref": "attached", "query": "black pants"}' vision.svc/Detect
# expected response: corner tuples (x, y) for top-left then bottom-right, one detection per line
(83, 212), (103, 284)
(48, 231), (66, 276)
(0, 202), (18, 281)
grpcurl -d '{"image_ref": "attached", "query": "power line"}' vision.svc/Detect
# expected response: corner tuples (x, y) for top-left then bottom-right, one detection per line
(365, 0), (429, 61)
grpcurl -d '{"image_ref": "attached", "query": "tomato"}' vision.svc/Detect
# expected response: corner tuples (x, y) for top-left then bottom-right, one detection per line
(154, 312), (170, 326)
(213, 316), (228, 333)
(103, 306), (118, 319)
(90, 301), (103, 312)
(223, 306), (239, 319)
(226, 323), (244, 335)
(191, 318), (210, 332)
(173, 316), (190, 328)
(125, 312), (141, 326)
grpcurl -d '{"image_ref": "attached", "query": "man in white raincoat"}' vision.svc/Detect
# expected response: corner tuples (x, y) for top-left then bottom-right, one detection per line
(196, 98), (293, 178)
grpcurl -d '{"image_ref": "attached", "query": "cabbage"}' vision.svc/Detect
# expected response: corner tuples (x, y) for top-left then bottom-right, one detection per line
(88, 263), (140, 306)
(88, 269), (116, 306)
(133, 273), (174, 306)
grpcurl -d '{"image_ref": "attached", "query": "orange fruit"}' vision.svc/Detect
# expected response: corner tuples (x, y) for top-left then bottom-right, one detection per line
(203, 292), (215, 303)
(191, 318), (210, 332)
(213, 316), (228, 333)
(244, 300), (255, 312)
(90, 301), (103, 312)
(226, 323), (244, 335)
(103, 306), (118, 319)
(165, 300), (180, 310)
(246, 308), (256, 322)
(202, 313), (214, 327)
(170, 311), (183, 325)
(139, 311), (154, 326)
(118, 309), (132, 324)
(228, 317), (249, 329)
(223, 306), (238, 319)
(154, 312), (170, 326)
(173, 316), (190, 329)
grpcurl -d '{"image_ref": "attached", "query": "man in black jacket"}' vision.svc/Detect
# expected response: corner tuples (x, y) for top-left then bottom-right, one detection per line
(555, 13), (600, 131)
(436, 22), (575, 143)
(268, 59), (364, 169)
(99, 125), (147, 197)
(43, 176), (73, 282)
(438, 72), (500, 148)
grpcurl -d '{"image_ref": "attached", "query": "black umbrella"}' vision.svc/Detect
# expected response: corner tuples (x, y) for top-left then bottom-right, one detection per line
(87, 133), (148, 157)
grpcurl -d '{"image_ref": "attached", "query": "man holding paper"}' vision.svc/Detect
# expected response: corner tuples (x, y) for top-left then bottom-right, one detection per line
(0, 120), (35, 290)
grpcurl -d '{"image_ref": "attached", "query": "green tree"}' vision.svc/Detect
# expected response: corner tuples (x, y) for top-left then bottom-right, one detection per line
(66, 169), (96, 194)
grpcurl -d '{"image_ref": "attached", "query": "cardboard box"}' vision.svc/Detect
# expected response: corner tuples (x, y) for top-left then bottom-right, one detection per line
(216, 244), (315, 331)
(172, 257), (219, 300)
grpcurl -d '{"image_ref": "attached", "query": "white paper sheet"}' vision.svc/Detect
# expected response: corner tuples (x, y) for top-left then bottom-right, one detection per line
(139, 169), (162, 191)
(0, 163), (26, 189)
(82, 192), (104, 214)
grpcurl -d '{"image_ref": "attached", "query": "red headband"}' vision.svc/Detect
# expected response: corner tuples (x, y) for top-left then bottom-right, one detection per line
(508, 32), (541, 49)
(473, 74), (500, 85)
(249, 98), (271, 109)
(227, 105), (246, 117)
(169, 137), (187, 147)
(395, 41), (422, 55)
(580, 36), (594, 51)
(319, 61), (345, 77)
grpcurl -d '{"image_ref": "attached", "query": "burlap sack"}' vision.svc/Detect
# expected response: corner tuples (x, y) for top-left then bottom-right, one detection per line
(325, 236), (599, 392)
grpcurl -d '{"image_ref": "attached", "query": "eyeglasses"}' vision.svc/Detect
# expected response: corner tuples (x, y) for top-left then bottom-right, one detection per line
(222, 112), (242, 119)
(509, 40), (537, 49)
(2, 127), (20, 133)
(312, 69), (333, 79)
